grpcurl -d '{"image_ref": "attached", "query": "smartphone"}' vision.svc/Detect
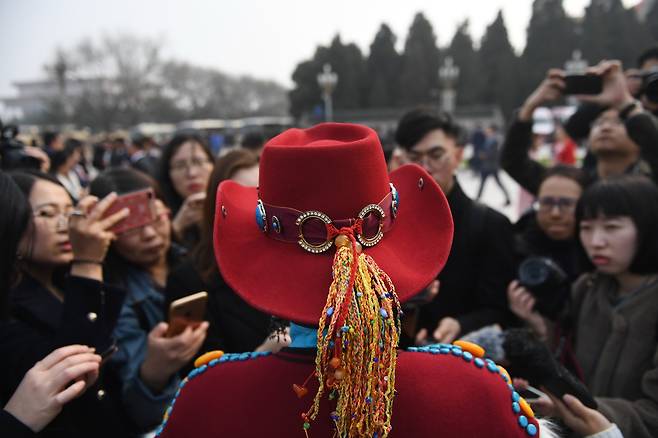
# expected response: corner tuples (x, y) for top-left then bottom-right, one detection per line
(99, 344), (118, 367)
(517, 385), (546, 403)
(563, 73), (603, 95)
(166, 291), (208, 337)
(102, 188), (155, 234)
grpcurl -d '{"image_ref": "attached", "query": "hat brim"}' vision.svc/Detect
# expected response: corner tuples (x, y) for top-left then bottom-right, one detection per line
(214, 164), (453, 326)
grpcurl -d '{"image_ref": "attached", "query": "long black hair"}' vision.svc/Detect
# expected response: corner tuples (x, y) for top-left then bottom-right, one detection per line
(576, 175), (658, 275)
(0, 172), (32, 317)
(157, 134), (213, 214)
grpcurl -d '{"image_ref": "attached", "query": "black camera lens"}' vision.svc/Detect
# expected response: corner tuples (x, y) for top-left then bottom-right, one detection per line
(518, 257), (553, 288)
(517, 257), (569, 319)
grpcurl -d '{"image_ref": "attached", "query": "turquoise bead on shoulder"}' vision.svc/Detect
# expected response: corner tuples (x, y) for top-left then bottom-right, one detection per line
(154, 349), (273, 437)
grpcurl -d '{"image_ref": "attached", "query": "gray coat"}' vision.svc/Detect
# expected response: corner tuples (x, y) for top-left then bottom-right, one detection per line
(571, 273), (658, 438)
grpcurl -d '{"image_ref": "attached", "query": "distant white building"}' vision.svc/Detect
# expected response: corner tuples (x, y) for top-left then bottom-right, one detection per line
(0, 77), (103, 121)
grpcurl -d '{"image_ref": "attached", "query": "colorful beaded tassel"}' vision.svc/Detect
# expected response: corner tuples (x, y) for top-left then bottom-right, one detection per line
(303, 232), (401, 438)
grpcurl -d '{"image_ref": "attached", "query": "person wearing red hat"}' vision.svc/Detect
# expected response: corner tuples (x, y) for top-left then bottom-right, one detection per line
(155, 123), (552, 437)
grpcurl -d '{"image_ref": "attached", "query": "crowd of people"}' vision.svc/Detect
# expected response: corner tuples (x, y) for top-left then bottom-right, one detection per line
(0, 47), (658, 437)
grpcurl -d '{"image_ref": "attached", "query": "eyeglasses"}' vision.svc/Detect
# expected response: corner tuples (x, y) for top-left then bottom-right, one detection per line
(533, 196), (578, 213)
(33, 206), (75, 230)
(170, 157), (212, 174)
(406, 147), (446, 164)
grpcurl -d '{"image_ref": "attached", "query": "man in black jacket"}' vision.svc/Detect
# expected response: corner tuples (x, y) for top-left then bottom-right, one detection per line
(394, 109), (515, 345)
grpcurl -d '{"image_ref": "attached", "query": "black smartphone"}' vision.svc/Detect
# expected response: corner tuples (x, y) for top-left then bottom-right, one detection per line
(99, 344), (118, 367)
(518, 385), (546, 402)
(563, 74), (603, 95)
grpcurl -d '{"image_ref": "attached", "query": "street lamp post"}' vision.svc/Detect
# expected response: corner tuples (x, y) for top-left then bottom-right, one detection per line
(317, 63), (338, 122)
(564, 49), (587, 74)
(439, 56), (460, 114)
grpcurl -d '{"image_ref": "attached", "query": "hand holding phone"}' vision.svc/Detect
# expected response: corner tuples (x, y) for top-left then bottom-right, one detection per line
(69, 193), (130, 268)
(166, 291), (208, 337)
(101, 188), (156, 235)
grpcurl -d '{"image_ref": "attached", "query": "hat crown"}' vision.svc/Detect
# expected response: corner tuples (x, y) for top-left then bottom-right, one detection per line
(259, 123), (390, 219)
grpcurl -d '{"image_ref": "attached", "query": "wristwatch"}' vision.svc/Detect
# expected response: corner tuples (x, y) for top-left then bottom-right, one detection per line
(619, 100), (640, 120)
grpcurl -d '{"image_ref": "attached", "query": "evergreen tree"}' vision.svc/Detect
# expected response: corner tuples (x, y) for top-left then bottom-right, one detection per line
(446, 20), (480, 106)
(647, 0), (658, 43)
(581, 0), (653, 68)
(398, 12), (441, 105)
(289, 35), (366, 118)
(365, 24), (402, 107)
(478, 10), (521, 118)
(289, 56), (324, 119)
(325, 35), (367, 110)
(522, 0), (577, 96)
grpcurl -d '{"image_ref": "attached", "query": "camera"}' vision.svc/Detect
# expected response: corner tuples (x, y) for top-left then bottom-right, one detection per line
(517, 257), (568, 318)
(0, 120), (41, 170)
(640, 67), (658, 104)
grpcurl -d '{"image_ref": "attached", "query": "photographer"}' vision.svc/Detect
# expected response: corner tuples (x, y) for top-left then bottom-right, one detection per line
(501, 59), (658, 196)
(0, 170), (134, 436)
(158, 134), (214, 250)
(0, 173), (103, 437)
(165, 149), (279, 369)
(90, 168), (208, 432)
(508, 166), (588, 337)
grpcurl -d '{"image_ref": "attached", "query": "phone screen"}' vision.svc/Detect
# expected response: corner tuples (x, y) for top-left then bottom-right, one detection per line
(517, 385), (546, 402)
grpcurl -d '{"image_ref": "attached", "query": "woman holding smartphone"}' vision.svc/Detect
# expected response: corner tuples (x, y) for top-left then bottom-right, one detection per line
(158, 134), (214, 249)
(90, 168), (208, 433)
(0, 170), (132, 437)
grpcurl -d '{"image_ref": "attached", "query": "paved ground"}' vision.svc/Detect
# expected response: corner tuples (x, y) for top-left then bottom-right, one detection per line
(457, 168), (531, 223)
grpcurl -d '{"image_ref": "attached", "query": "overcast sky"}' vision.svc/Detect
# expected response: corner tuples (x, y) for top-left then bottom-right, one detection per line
(0, 0), (639, 97)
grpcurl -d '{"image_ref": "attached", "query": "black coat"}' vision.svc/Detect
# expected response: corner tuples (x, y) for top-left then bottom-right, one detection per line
(0, 274), (137, 437)
(418, 181), (515, 336)
(165, 259), (272, 374)
(0, 409), (34, 438)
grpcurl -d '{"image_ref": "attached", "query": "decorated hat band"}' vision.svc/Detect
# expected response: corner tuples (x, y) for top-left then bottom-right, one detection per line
(255, 183), (400, 253)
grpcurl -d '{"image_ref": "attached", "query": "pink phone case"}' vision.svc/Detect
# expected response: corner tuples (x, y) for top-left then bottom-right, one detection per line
(103, 188), (156, 234)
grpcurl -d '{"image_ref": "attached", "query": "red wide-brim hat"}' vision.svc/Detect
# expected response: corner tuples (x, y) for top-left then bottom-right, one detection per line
(214, 123), (453, 325)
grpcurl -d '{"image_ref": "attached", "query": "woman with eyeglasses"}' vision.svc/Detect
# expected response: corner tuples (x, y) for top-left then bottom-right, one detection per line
(508, 166), (588, 335)
(158, 134), (214, 249)
(165, 149), (286, 377)
(0, 170), (133, 436)
(89, 168), (208, 433)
